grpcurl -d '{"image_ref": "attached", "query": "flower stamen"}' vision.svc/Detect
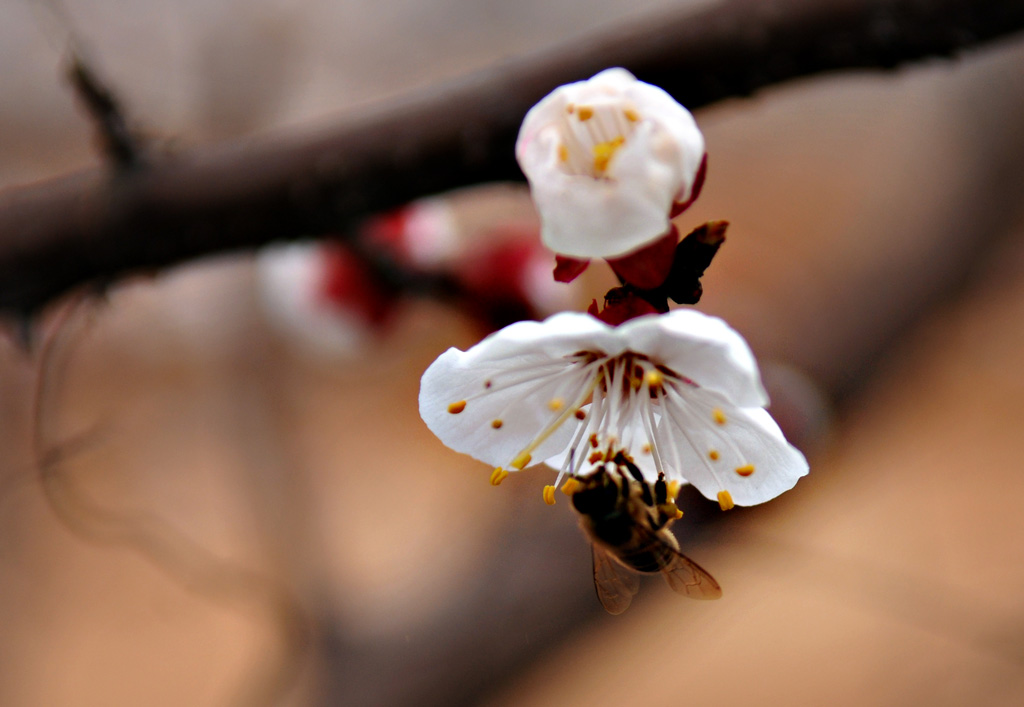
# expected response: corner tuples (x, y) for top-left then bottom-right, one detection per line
(658, 384), (728, 492)
(717, 490), (735, 511)
(555, 404), (599, 486)
(649, 384), (687, 486)
(506, 368), (603, 471)
(645, 369), (664, 391)
(667, 480), (681, 500)
(640, 387), (666, 478)
(542, 485), (557, 505)
(592, 137), (625, 174)
(556, 100), (636, 181)
(511, 452), (532, 470)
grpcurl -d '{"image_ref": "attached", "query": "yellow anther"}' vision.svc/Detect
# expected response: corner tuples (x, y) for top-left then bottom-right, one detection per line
(735, 464), (755, 477)
(575, 409), (587, 420)
(490, 467), (509, 486)
(588, 451), (604, 464)
(659, 502), (684, 520)
(548, 398), (565, 411)
(717, 490), (735, 511)
(589, 433), (600, 448)
(491, 419), (504, 429)
(667, 480), (681, 500)
(645, 370), (664, 388)
(577, 106), (593, 121)
(558, 143), (569, 162)
(708, 449), (720, 461)
(447, 400), (467, 414)
(712, 408), (727, 425)
(511, 452), (532, 470)
(543, 485), (557, 505)
(561, 478), (580, 495)
(624, 108), (640, 122)
(566, 103), (575, 114)
(592, 137), (625, 174)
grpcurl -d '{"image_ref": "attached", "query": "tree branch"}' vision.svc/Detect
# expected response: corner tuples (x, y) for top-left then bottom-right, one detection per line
(1, 0), (1022, 315)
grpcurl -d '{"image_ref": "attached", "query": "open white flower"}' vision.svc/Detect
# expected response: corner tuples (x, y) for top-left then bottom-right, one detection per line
(419, 310), (808, 508)
(516, 68), (706, 260)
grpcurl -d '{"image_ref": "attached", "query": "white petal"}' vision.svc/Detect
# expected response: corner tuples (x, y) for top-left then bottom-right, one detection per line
(419, 347), (579, 468)
(524, 123), (682, 258)
(419, 313), (621, 469)
(462, 312), (615, 364)
(656, 392), (808, 506)
(619, 78), (704, 203)
(620, 310), (768, 408)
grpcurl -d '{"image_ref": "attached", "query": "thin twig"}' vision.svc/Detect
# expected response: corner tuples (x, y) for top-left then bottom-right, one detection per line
(29, 0), (141, 167)
(31, 295), (310, 707)
(66, 51), (141, 168)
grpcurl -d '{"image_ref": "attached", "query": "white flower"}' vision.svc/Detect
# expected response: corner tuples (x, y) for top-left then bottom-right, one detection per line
(419, 310), (807, 508)
(257, 241), (390, 357)
(515, 68), (706, 260)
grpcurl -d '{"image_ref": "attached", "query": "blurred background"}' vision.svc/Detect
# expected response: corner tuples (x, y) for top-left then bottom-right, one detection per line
(2, 0), (1024, 705)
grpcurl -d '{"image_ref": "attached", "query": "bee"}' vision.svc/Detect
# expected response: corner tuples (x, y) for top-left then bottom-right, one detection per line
(568, 451), (722, 614)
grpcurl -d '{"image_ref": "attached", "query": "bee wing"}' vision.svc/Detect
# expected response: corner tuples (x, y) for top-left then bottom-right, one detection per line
(592, 545), (641, 615)
(660, 548), (723, 600)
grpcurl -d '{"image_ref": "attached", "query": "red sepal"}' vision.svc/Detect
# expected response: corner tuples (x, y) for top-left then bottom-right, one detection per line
(361, 207), (413, 259)
(320, 243), (397, 325)
(607, 227), (679, 290)
(587, 289), (661, 326)
(553, 255), (590, 283)
(456, 240), (532, 305)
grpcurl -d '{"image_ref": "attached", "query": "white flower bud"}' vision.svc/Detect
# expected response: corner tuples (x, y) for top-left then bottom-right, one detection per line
(516, 68), (705, 259)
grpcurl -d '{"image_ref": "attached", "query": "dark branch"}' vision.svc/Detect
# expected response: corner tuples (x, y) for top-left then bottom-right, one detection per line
(1, 0), (1022, 315)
